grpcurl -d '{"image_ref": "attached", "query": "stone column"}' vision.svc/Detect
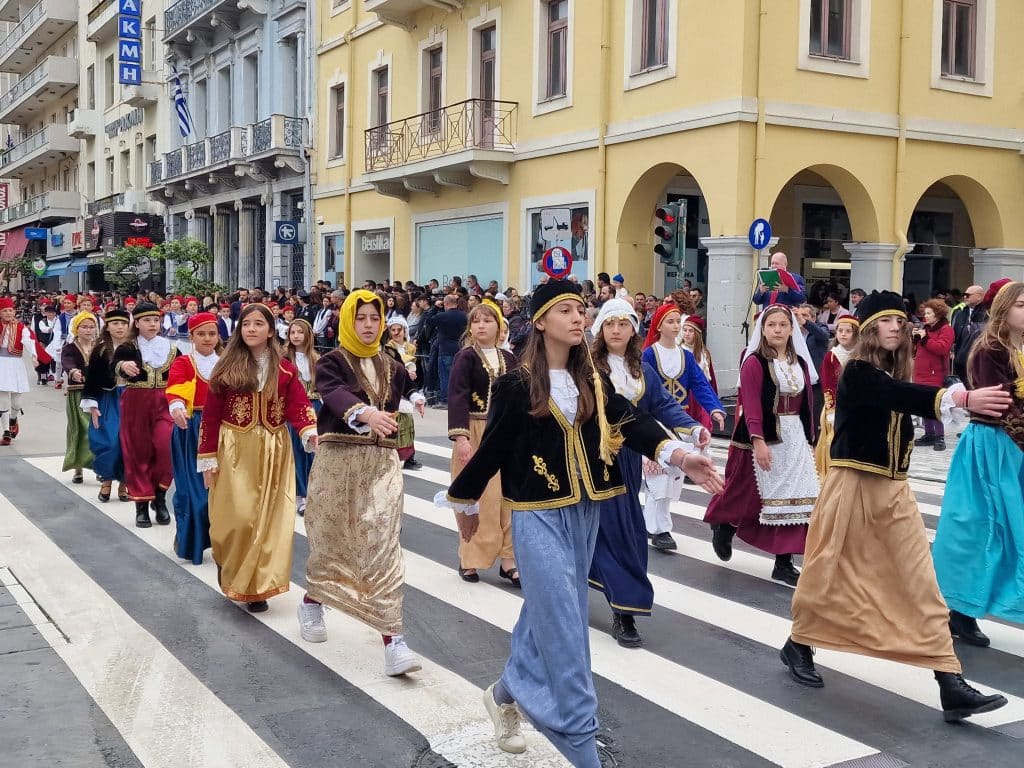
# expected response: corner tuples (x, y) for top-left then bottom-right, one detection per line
(970, 248), (1024, 287)
(269, 192), (290, 289)
(701, 236), (759, 396)
(276, 39), (298, 117)
(842, 242), (900, 295)
(186, 211), (211, 282)
(213, 207), (230, 286)
(237, 202), (258, 289)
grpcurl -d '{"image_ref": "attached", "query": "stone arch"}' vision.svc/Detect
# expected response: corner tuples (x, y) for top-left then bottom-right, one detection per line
(905, 174), (1003, 249)
(615, 162), (716, 246)
(767, 163), (881, 244)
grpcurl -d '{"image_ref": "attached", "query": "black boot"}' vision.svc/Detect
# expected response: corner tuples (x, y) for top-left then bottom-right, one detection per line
(135, 501), (152, 528)
(935, 671), (1007, 722)
(711, 523), (736, 561)
(772, 554), (801, 586)
(612, 613), (643, 648)
(949, 610), (990, 647)
(933, 438), (946, 451)
(152, 489), (170, 525)
(914, 434), (936, 446)
(649, 531), (677, 550)
(780, 638), (823, 687)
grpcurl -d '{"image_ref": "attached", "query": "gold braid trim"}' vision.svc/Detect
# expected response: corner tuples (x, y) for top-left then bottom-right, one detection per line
(585, 341), (624, 465)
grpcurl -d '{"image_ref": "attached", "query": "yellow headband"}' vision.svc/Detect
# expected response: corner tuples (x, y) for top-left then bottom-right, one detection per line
(858, 309), (905, 331)
(532, 292), (585, 322)
(339, 290), (385, 358)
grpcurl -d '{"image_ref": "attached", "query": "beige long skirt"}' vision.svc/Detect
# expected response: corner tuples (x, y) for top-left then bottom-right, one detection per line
(791, 467), (961, 673)
(451, 419), (514, 569)
(305, 442), (405, 635)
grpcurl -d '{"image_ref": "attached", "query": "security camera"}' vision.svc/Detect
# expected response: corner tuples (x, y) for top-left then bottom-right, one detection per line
(316, 216), (324, 225)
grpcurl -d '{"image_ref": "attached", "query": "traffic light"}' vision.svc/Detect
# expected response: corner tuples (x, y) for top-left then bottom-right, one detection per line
(654, 203), (680, 265)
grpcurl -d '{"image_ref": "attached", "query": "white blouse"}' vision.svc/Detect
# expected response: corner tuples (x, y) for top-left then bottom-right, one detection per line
(607, 354), (642, 403)
(652, 342), (683, 378)
(772, 359), (805, 396)
(549, 369), (579, 422)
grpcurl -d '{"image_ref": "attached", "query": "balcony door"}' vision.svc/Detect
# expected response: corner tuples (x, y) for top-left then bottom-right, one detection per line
(477, 26), (496, 149)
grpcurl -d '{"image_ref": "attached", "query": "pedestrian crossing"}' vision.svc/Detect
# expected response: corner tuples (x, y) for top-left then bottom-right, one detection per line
(4, 442), (1023, 768)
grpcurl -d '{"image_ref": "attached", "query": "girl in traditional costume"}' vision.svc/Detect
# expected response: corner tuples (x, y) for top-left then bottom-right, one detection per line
(588, 299), (707, 648)
(385, 315), (422, 470)
(680, 315), (718, 431)
(283, 318), (321, 516)
(447, 299), (518, 585)
(933, 279), (1024, 644)
(199, 303), (317, 612)
(783, 290), (1011, 723)
(441, 280), (722, 765)
(166, 313), (221, 565)
(61, 312), (97, 483)
(641, 303), (726, 550)
(814, 315), (859, 478)
(704, 305), (819, 585)
(297, 291), (426, 677)
(82, 309), (131, 502)
(0, 296), (36, 445)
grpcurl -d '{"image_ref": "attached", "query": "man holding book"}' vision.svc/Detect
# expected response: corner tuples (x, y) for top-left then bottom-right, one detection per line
(752, 252), (806, 310)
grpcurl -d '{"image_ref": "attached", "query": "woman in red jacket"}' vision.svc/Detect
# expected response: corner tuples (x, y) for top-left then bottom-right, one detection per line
(912, 299), (954, 450)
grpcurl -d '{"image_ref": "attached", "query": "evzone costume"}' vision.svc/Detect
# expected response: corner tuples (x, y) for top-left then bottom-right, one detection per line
(60, 312), (97, 479)
(113, 302), (178, 527)
(447, 303), (518, 582)
(81, 309), (130, 502)
(165, 313), (220, 565)
(53, 295), (77, 388)
(298, 291), (426, 677)
(813, 315), (859, 478)
(198, 330), (317, 608)
(704, 306), (820, 585)
(641, 304), (726, 548)
(587, 299), (705, 648)
(287, 320), (322, 516)
(680, 315), (719, 431)
(442, 281), (702, 767)
(933, 279), (1024, 637)
(783, 290), (1009, 722)
(0, 296), (37, 445)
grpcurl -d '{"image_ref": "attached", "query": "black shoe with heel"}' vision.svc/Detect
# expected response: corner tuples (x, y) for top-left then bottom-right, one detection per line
(711, 523), (736, 561)
(772, 554), (801, 586)
(935, 671), (1006, 722)
(153, 489), (171, 525)
(780, 638), (823, 687)
(499, 566), (521, 588)
(458, 566), (479, 583)
(98, 481), (112, 503)
(135, 501), (152, 528)
(949, 610), (990, 647)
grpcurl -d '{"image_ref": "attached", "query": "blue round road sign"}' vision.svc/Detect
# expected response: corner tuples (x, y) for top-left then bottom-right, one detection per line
(542, 246), (573, 279)
(748, 218), (772, 250)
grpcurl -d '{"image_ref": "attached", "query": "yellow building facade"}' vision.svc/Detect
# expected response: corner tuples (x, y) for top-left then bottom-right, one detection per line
(312, 0), (1024, 391)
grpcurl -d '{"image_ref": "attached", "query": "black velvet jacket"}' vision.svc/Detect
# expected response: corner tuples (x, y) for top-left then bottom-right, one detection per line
(447, 370), (680, 510)
(447, 346), (517, 440)
(831, 359), (946, 480)
(82, 345), (120, 398)
(112, 338), (177, 389)
(731, 353), (815, 449)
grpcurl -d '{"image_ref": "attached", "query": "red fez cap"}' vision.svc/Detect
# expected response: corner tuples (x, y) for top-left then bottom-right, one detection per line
(187, 312), (218, 333)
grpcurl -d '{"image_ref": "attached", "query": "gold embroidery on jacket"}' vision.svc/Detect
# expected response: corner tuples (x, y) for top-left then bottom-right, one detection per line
(471, 392), (486, 410)
(229, 395), (253, 424)
(532, 455), (560, 492)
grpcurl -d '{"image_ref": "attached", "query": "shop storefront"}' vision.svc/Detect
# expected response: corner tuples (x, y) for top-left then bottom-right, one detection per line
(417, 214), (504, 288)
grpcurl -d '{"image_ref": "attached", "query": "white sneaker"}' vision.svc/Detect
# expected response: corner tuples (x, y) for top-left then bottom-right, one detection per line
(296, 496), (306, 515)
(297, 601), (328, 643)
(483, 683), (527, 754)
(384, 636), (422, 676)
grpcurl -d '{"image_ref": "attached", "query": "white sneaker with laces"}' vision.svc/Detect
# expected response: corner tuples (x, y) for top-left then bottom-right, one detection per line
(297, 601), (328, 643)
(384, 636), (422, 676)
(483, 683), (527, 754)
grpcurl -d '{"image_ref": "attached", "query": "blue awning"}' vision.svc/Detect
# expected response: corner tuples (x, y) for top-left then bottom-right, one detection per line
(43, 258), (71, 277)
(68, 258), (88, 273)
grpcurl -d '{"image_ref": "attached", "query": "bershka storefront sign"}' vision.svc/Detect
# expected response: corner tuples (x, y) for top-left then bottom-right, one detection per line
(105, 107), (144, 138)
(361, 230), (390, 253)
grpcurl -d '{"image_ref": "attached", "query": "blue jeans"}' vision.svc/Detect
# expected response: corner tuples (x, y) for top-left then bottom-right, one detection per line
(438, 354), (454, 404)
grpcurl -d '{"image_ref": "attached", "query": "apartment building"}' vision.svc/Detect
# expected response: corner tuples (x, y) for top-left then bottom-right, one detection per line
(145, 0), (311, 292)
(312, 0), (1024, 392)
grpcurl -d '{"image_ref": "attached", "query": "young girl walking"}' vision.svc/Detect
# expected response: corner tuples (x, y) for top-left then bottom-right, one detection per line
(61, 312), (97, 483)
(447, 299), (518, 585)
(679, 315), (718, 431)
(283, 318), (321, 516)
(166, 312), (221, 565)
(933, 279), (1024, 643)
(783, 290), (1011, 723)
(296, 291), (426, 678)
(814, 315), (859, 478)
(441, 280), (722, 766)
(385, 315), (422, 470)
(199, 303), (317, 612)
(81, 309), (131, 502)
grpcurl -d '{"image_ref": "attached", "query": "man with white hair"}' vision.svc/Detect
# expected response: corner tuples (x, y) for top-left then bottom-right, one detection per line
(752, 251), (806, 310)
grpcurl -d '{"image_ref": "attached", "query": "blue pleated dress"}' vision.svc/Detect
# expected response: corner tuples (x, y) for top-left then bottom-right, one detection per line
(88, 387), (124, 482)
(171, 410), (210, 565)
(291, 398), (322, 497)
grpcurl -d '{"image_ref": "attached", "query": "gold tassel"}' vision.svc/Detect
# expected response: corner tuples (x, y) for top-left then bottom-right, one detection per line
(585, 343), (624, 465)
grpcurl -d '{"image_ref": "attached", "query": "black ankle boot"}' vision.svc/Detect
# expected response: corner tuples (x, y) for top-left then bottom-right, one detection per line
(135, 501), (152, 528)
(612, 613), (643, 648)
(949, 610), (990, 647)
(780, 638), (823, 687)
(935, 671), (1007, 722)
(152, 489), (170, 525)
(772, 554), (801, 586)
(711, 523), (736, 561)
(914, 434), (936, 446)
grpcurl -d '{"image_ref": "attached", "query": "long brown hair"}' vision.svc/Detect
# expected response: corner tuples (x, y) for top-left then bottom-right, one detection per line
(591, 332), (643, 380)
(284, 319), (319, 368)
(519, 323), (596, 422)
(683, 320), (707, 363)
(755, 306), (797, 363)
(853, 320), (913, 381)
(968, 281), (1024, 385)
(209, 303), (282, 399)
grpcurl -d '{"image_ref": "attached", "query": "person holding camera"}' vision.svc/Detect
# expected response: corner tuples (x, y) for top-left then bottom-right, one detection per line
(912, 299), (955, 450)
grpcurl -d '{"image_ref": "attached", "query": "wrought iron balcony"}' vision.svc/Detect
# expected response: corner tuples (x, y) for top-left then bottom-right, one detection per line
(164, 0), (271, 44)
(0, 190), (80, 227)
(86, 193), (124, 216)
(0, 124), (80, 179)
(0, 0), (79, 75)
(364, 0), (462, 30)
(362, 99), (516, 199)
(0, 56), (79, 125)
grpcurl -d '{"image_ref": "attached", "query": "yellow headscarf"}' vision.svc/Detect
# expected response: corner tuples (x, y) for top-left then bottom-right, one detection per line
(70, 311), (98, 337)
(338, 290), (385, 358)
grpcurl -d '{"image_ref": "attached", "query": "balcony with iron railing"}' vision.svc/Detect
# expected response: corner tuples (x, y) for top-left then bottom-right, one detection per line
(164, 0), (273, 44)
(0, 190), (80, 228)
(364, 0), (462, 30)
(0, 123), (81, 179)
(0, 0), (79, 75)
(0, 55), (79, 125)
(86, 192), (124, 216)
(363, 98), (516, 198)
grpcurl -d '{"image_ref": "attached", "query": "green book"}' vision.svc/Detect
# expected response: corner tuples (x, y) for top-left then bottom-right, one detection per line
(757, 269), (783, 289)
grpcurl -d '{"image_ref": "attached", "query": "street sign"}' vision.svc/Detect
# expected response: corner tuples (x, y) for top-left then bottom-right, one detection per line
(118, 0), (142, 86)
(275, 221), (299, 244)
(541, 246), (573, 279)
(25, 227), (47, 240)
(748, 218), (771, 250)
(540, 208), (571, 247)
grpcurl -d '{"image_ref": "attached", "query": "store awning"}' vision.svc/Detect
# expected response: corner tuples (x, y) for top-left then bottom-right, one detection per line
(0, 227), (28, 262)
(68, 257), (88, 273)
(43, 258), (71, 278)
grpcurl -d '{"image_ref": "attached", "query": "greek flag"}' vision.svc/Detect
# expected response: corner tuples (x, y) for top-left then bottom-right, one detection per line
(171, 66), (194, 139)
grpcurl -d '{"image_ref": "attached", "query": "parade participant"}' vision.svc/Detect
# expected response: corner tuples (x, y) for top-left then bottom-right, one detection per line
(199, 303), (317, 612)
(680, 315), (717, 431)
(297, 291), (426, 678)
(35, 302), (57, 384)
(283, 318), (321, 516)
(782, 290), (1011, 723)
(113, 302), (177, 528)
(704, 306), (819, 585)
(162, 296), (184, 344)
(81, 310), (131, 502)
(166, 313), (221, 565)
(61, 312), (97, 483)
(641, 303), (726, 550)
(54, 294), (77, 389)
(447, 299), (518, 585)
(933, 280), (1024, 642)
(216, 302), (235, 341)
(0, 296), (36, 445)
(589, 299), (707, 647)
(440, 280), (722, 764)
(385, 315), (421, 470)
(123, 296), (137, 318)
(814, 315), (859, 478)
(277, 305), (295, 341)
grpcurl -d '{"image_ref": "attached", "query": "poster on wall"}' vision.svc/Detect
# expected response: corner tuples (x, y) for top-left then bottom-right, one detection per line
(530, 205), (589, 286)
(323, 233), (344, 282)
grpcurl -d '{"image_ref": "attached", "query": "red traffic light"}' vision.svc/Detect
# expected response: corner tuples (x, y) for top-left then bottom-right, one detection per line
(655, 207), (676, 224)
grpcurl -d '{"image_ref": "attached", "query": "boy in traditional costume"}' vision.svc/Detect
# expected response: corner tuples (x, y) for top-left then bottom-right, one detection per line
(82, 309), (132, 502)
(0, 297), (36, 445)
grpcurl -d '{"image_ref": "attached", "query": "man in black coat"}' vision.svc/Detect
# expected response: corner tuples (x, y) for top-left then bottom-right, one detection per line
(423, 294), (467, 407)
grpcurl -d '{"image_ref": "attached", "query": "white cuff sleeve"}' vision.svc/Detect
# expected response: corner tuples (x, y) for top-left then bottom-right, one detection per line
(657, 440), (692, 468)
(433, 490), (479, 516)
(301, 428), (317, 452)
(197, 457), (218, 473)
(686, 427), (707, 446)
(347, 406), (373, 433)
(409, 391), (426, 406)
(80, 398), (99, 412)
(941, 383), (966, 422)
(168, 400), (186, 415)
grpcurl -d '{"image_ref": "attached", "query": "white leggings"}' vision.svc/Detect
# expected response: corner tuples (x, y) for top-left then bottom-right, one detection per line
(643, 495), (674, 536)
(0, 391), (23, 429)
